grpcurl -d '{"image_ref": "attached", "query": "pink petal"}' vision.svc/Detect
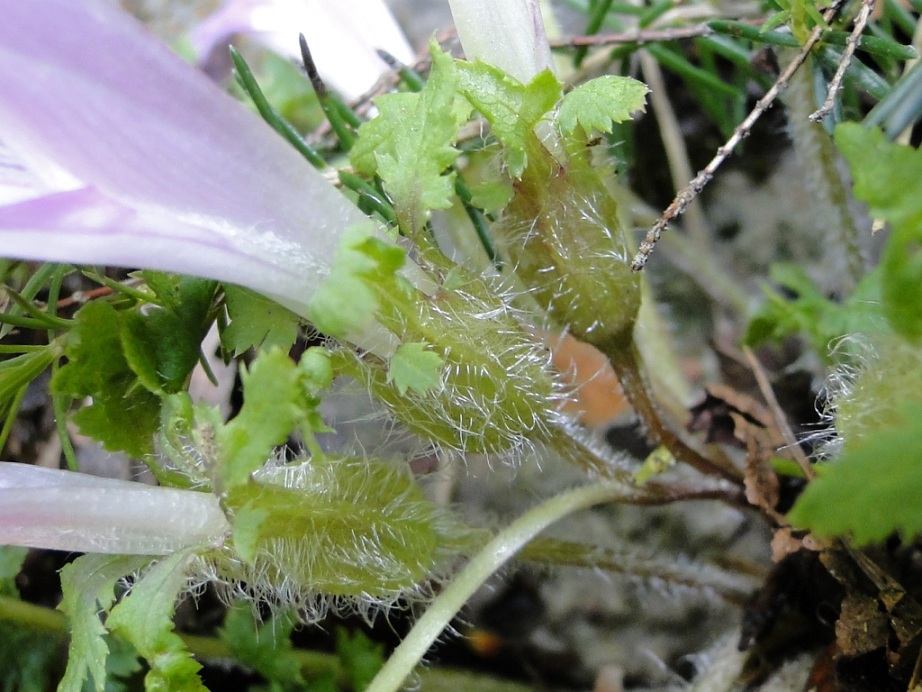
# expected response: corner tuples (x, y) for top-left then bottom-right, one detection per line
(0, 0), (370, 313)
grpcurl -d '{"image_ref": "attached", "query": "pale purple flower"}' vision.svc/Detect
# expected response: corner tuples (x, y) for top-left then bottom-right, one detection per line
(193, 0), (415, 100)
(0, 0), (374, 318)
(0, 0), (399, 554)
(0, 0), (553, 558)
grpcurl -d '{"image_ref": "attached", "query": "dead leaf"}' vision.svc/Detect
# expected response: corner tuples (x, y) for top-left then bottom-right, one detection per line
(771, 527), (807, 562)
(688, 385), (787, 513)
(543, 331), (630, 428)
(822, 546), (922, 680)
(836, 592), (889, 657)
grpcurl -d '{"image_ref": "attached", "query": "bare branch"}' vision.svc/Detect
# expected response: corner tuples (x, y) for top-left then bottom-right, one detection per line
(631, 0), (847, 271)
(550, 25), (713, 48)
(810, 0), (877, 121)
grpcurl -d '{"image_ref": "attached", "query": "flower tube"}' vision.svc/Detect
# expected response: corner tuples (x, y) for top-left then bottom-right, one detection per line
(0, 463), (229, 555)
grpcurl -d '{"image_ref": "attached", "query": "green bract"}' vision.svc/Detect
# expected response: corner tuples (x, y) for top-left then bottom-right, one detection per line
(497, 135), (640, 349)
(346, 265), (563, 455)
(789, 335), (922, 543)
(213, 458), (473, 606)
(833, 336), (922, 450)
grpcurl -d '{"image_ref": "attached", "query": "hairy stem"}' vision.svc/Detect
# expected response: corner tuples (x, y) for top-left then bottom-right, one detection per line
(603, 337), (743, 484)
(367, 481), (651, 692)
(784, 56), (866, 291)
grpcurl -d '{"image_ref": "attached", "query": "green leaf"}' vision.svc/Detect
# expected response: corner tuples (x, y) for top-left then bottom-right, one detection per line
(351, 45), (470, 233)
(217, 349), (307, 489)
(881, 228), (922, 340)
(52, 301), (160, 457)
(219, 603), (305, 691)
(221, 285), (301, 357)
(788, 403), (922, 544)
(106, 550), (206, 691)
(835, 124), (922, 340)
(834, 123), (922, 227)
(744, 262), (886, 358)
(308, 225), (408, 339)
(216, 347), (332, 490)
(58, 554), (151, 692)
(350, 93), (414, 176)
(0, 546), (26, 597)
(456, 61), (561, 177)
(335, 629), (385, 691)
(556, 75), (649, 137)
(119, 275), (216, 394)
(0, 624), (59, 692)
(299, 346), (334, 394)
(387, 342), (444, 395)
(0, 548), (58, 692)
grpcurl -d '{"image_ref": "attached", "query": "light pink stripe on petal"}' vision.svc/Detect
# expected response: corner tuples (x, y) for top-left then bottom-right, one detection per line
(0, 187), (315, 314)
(0, 463), (229, 555)
(0, 0), (370, 313)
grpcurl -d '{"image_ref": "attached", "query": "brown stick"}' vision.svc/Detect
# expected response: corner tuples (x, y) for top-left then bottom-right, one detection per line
(810, 0), (877, 121)
(550, 25), (714, 48)
(605, 339), (744, 485)
(630, 0), (847, 271)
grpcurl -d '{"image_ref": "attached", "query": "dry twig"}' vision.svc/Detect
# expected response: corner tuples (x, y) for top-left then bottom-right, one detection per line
(549, 25), (713, 48)
(810, 0), (877, 121)
(631, 0), (847, 271)
(743, 346), (815, 481)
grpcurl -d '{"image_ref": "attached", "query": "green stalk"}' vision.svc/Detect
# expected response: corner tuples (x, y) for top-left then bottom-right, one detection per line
(377, 49), (427, 92)
(299, 34), (356, 150)
(367, 481), (645, 692)
(0, 595), (531, 691)
(52, 360), (78, 471)
(229, 46), (326, 170)
(0, 290), (72, 329)
(603, 337), (743, 483)
(338, 171), (399, 226)
(0, 263), (64, 338)
(0, 385), (26, 453)
(574, 0), (615, 67)
(783, 56), (865, 290)
(645, 43), (741, 99)
(708, 20), (917, 61)
(454, 175), (501, 267)
(79, 270), (154, 304)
